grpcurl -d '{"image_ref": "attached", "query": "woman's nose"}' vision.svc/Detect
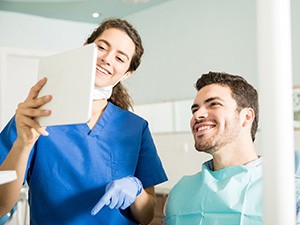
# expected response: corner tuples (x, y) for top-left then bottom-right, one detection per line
(98, 51), (112, 65)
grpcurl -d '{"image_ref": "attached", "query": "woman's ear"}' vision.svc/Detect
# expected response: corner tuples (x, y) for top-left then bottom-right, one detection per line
(122, 71), (134, 81)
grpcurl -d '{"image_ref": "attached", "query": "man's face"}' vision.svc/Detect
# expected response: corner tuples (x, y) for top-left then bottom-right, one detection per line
(190, 84), (242, 154)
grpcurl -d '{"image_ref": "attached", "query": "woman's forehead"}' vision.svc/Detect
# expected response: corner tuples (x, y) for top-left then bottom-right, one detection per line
(96, 28), (135, 58)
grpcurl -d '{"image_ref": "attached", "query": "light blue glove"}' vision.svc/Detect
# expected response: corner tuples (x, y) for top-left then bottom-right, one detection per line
(91, 176), (143, 215)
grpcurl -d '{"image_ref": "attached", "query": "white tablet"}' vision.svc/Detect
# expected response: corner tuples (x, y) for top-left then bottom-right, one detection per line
(36, 43), (97, 126)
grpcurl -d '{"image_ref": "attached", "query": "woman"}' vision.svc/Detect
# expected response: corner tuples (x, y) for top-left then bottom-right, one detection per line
(0, 18), (167, 225)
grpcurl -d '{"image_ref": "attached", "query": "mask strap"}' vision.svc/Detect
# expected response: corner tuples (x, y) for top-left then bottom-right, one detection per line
(93, 72), (130, 100)
(112, 72), (130, 88)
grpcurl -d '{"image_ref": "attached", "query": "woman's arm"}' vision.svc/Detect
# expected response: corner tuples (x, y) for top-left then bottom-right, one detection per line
(0, 139), (33, 216)
(0, 77), (51, 216)
(130, 186), (156, 225)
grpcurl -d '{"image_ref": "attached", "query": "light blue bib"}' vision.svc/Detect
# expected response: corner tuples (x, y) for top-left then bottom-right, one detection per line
(166, 158), (263, 225)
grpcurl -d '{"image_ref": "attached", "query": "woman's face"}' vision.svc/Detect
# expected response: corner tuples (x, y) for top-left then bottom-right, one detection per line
(93, 28), (136, 88)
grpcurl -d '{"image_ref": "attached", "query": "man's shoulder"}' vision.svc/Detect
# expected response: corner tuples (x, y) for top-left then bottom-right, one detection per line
(169, 172), (202, 196)
(179, 172), (201, 184)
(166, 172), (202, 211)
(171, 160), (212, 192)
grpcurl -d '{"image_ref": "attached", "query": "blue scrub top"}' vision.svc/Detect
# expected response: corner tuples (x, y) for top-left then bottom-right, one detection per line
(0, 102), (168, 225)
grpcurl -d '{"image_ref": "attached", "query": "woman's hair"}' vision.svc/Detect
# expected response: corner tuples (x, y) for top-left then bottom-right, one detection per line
(86, 18), (144, 110)
(195, 71), (259, 142)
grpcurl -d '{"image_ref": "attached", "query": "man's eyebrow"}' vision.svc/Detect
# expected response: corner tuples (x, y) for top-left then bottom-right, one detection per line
(191, 97), (225, 110)
(97, 39), (130, 60)
(204, 96), (224, 104)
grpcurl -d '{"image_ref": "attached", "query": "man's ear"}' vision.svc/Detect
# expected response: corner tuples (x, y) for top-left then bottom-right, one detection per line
(241, 107), (255, 127)
(122, 71), (134, 81)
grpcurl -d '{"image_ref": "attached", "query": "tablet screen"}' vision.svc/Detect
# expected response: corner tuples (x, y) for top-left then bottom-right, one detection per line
(36, 43), (97, 126)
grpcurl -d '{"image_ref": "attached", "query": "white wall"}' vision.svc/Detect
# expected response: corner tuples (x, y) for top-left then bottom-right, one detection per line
(126, 0), (300, 104)
(0, 11), (98, 129)
(0, 10), (96, 54)
(127, 0), (256, 104)
(1, 0), (299, 105)
(291, 0), (300, 81)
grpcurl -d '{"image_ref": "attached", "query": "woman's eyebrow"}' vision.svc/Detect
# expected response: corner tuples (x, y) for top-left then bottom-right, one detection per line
(97, 39), (130, 60)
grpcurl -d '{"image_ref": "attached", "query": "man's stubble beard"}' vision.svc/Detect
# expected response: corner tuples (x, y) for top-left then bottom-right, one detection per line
(193, 114), (241, 155)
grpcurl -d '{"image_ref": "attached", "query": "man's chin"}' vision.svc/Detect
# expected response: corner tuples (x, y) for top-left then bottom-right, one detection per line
(195, 145), (211, 153)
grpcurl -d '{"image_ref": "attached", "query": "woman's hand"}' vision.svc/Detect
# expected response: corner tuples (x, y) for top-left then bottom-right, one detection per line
(91, 176), (143, 215)
(15, 77), (52, 147)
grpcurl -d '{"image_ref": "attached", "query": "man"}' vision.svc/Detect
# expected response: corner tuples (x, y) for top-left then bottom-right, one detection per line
(165, 71), (299, 225)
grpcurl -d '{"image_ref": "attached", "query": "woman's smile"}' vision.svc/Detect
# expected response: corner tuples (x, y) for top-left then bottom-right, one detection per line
(96, 65), (111, 77)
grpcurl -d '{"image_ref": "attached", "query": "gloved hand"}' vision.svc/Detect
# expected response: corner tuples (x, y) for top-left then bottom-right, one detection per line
(91, 176), (143, 215)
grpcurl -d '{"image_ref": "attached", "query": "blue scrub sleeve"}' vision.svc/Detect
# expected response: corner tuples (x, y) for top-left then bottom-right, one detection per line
(134, 121), (168, 188)
(0, 116), (34, 183)
(0, 116), (18, 164)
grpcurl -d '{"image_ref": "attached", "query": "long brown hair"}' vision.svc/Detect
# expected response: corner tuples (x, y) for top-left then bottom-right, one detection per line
(86, 18), (144, 110)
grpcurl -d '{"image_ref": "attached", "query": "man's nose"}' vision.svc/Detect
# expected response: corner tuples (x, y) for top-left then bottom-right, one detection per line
(193, 107), (208, 120)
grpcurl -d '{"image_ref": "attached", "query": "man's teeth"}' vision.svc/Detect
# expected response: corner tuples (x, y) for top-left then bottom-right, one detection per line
(198, 126), (210, 131)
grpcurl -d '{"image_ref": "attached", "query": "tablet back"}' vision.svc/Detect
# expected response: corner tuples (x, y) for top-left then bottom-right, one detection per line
(36, 43), (97, 126)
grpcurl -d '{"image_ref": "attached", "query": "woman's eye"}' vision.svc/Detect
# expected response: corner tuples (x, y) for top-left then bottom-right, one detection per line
(97, 45), (105, 50)
(116, 57), (125, 63)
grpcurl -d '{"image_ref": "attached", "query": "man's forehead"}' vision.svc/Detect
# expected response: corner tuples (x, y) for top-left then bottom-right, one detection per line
(196, 84), (232, 100)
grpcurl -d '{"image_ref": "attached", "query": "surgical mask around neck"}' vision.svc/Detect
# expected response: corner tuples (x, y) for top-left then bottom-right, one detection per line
(93, 85), (113, 100)
(93, 73), (128, 100)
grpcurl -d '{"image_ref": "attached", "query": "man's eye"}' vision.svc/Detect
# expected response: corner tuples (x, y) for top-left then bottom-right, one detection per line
(191, 108), (198, 114)
(210, 102), (221, 107)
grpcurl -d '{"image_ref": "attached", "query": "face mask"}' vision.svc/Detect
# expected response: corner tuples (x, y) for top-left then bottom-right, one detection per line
(93, 73), (129, 100)
(93, 85), (113, 100)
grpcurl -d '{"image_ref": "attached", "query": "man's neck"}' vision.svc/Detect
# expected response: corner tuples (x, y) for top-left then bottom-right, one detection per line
(211, 142), (258, 171)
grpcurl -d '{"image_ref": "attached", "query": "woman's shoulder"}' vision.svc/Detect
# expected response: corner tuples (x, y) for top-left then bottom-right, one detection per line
(109, 102), (147, 122)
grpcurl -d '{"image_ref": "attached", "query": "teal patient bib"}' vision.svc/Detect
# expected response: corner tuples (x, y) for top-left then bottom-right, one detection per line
(166, 158), (263, 225)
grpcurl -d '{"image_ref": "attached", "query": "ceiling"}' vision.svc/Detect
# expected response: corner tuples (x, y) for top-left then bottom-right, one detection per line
(0, 0), (172, 24)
